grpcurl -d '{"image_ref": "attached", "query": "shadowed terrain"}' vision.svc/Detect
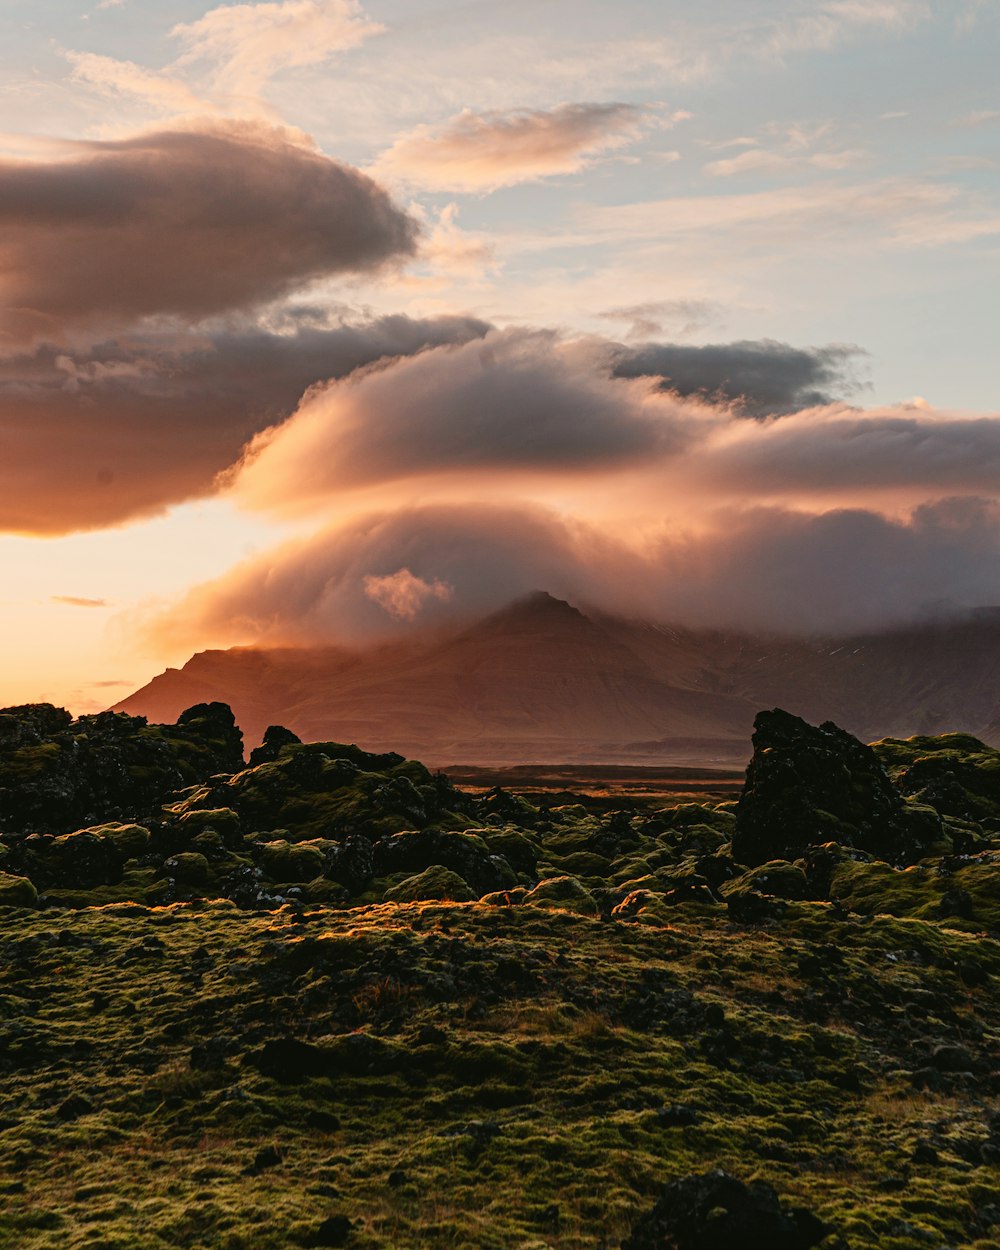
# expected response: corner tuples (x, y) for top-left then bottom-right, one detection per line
(0, 703), (998, 1248)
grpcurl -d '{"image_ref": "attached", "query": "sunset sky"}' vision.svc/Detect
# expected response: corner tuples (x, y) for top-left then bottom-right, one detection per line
(2, 0), (999, 712)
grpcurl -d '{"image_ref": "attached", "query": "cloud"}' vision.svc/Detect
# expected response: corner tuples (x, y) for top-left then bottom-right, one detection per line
(129, 324), (1000, 646)
(598, 300), (720, 340)
(954, 109), (1000, 128)
(149, 503), (630, 648)
(363, 568), (453, 620)
(957, 0), (999, 31)
(148, 496), (1000, 649)
(67, 53), (205, 114)
(575, 178), (983, 248)
(610, 339), (864, 416)
(703, 148), (794, 178)
(230, 329), (707, 515)
(226, 329), (927, 524)
(415, 203), (498, 281)
(0, 120), (418, 342)
(50, 596), (110, 608)
(762, 0), (929, 57)
(691, 404), (1000, 498)
(373, 102), (652, 192)
(0, 313), (489, 534)
(171, 0), (384, 97)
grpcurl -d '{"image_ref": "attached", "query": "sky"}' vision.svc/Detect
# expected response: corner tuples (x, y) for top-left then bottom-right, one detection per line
(1, 0), (999, 712)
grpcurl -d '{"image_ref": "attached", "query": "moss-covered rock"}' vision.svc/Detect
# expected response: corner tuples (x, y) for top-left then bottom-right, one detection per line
(372, 828), (515, 896)
(721, 860), (812, 901)
(524, 875), (599, 915)
(0, 871), (37, 907)
(162, 851), (213, 885)
(82, 822), (151, 859)
(383, 865), (477, 903)
(258, 839), (327, 883)
(829, 855), (1000, 931)
(0, 701), (244, 836)
(875, 733), (1000, 826)
(175, 807), (242, 844)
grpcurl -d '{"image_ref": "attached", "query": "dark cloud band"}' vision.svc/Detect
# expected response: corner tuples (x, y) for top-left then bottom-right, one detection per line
(0, 122), (418, 340)
(0, 314), (489, 533)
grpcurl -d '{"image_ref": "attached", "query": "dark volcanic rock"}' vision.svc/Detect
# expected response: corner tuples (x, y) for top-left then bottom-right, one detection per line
(733, 709), (940, 866)
(304, 1215), (353, 1247)
(372, 829), (512, 897)
(0, 701), (244, 835)
(247, 1037), (333, 1084)
(56, 1093), (94, 1121)
(326, 835), (374, 894)
(622, 1169), (827, 1250)
(248, 723), (302, 768)
(174, 702), (245, 775)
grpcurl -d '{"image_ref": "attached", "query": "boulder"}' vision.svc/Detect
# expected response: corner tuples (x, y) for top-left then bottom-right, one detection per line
(372, 829), (513, 897)
(259, 840), (327, 883)
(622, 1169), (827, 1250)
(0, 871), (37, 907)
(523, 875), (598, 916)
(721, 860), (811, 901)
(734, 709), (941, 866)
(247, 724), (302, 768)
(383, 865), (477, 903)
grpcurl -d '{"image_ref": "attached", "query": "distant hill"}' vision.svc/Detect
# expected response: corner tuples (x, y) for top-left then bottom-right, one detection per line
(115, 592), (1000, 764)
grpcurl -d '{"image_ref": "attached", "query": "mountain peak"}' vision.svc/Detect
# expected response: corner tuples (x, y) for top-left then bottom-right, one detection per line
(488, 590), (588, 624)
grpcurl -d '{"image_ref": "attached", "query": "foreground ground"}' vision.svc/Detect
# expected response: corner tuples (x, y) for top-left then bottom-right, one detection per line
(2, 893), (999, 1248)
(0, 705), (998, 1247)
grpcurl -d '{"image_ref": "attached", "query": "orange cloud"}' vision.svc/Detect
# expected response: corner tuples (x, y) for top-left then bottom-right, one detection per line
(363, 568), (453, 620)
(147, 497), (1000, 649)
(373, 102), (652, 192)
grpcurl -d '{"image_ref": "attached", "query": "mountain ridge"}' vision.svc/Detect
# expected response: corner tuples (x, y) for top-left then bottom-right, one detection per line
(115, 593), (1000, 765)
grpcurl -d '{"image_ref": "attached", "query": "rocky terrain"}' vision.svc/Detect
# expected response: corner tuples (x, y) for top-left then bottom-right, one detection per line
(115, 594), (1000, 767)
(0, 702), (998, 1248)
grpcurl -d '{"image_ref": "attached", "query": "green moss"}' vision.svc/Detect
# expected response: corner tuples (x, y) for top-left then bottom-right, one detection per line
(83, 822), (152, 858)
(383, 865), (477, 903)
(0, 871), (37, 907)
(176, 808), (242, 840)
(721, 860), (811, 900)
(0, 897), (998, 1248)
(258, 839), (326, 883)
(163, 851), (213, 885)
(828, 857), (1000, 931)
(523, 875), (599, 915)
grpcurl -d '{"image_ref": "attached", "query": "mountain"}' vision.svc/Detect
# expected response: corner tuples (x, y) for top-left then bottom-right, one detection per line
(114, 593), (1000, 764)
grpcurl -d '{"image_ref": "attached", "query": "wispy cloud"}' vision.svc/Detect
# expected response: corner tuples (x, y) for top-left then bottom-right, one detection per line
(574, 178), (1000, 250)
(51, 595), (110, 608)
(954, 108), (1000, 127)
(172, 0), (384, 98)
(373, 102), (656, 193)
(363, 568), (452, 620)
(69, 0), (383, 117)
(68, 53), (205, 114)
(598, 300), (721, 340)
(761, 0), (930, 58)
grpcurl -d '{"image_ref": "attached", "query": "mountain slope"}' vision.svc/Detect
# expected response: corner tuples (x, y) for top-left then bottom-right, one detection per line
(115, 594), (1000, 764)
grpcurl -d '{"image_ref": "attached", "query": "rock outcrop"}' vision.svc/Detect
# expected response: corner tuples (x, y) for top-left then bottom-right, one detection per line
(733, 708), (941, 865)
